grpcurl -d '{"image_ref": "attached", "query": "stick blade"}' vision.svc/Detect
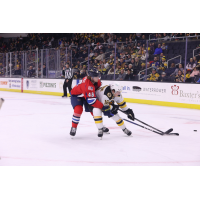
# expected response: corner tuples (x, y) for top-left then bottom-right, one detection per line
(164, 128), (173, 134)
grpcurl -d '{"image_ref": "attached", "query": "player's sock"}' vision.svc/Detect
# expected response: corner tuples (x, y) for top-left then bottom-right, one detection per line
(111, 114), (126, 130)
(72, 105), (83, 128)
(93, 108), (103, 129)
(93, 116), (103, 129)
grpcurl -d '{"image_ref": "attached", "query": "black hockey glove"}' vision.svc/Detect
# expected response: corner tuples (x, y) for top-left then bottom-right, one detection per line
(124, 108), (135, 121)
(111, 104), (119, 115)
(102, 105), (114, 118)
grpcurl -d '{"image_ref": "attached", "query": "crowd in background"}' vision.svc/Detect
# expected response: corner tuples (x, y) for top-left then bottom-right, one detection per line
(0, 33), (200, 83)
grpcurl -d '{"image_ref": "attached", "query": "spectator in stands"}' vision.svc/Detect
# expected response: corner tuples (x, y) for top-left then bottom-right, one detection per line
(124, 69), (133, 81)
(28, 66), (35, 77)
(136, 50), (142, 58)
(107, 65), (115, 75)
(190, 67), (200, 77)
(158, 72), (169, 82)
(14, 65), (21, 75)
(43, 64), (47, 77)
(165, 62), (176, 76)
(100, 65), (107, 75)
(170, 63), (184, 77)
(149, 43), (155, 54)
(80, 69), (87, 78)
(161, 43), (168, 51)
(107, 55), (114, 66)
(116, 69), (126, 81)
(185, 69), (192, 82)
(159, 56), (167, 71)
(130, 59), (135, 67)
(128, 64), (134, 74)
(193, 56), (197, 64)
(154, 44), (162, 55)
(95, 50), (105, 61)
(125, 54), (132, 63)
(140, 50), (148, 61)
(174, 70), (184, 82)
(163, 33), (170, 41)
(73, 70), (81, 79)
(147, 68), (160, 81)
(124, 63), (129, 72)
(134, 57), (141, 68)
(186, 58), (196, 70)
(151, 56), (160, 70)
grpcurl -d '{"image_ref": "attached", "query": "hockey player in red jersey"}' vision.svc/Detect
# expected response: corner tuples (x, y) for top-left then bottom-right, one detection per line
(70, 68), (113, 137)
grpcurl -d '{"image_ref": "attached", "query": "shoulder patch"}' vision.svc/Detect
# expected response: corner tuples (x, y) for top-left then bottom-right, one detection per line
(104, 86), (114, 100)
(88, 86), (93, 90)
(107, 92), (112, 98)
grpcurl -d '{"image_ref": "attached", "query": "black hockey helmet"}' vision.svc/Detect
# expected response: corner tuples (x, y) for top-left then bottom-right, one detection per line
(88, 68), (100, 77)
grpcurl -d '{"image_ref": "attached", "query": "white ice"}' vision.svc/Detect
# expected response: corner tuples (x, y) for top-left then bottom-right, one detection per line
(0, 91), (200, 166)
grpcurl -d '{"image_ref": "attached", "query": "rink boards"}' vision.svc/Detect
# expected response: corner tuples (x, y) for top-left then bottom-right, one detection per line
(0, 77), (200, 110)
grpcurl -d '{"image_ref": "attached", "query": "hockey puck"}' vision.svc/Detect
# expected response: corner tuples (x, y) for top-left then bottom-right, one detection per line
(194, 130), (197, 132)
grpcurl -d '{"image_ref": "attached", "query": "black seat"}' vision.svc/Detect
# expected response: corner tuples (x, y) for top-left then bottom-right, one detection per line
(174, 49), (180, 54)
(173, 45), (180, 49)
(168, 50), (174, 54)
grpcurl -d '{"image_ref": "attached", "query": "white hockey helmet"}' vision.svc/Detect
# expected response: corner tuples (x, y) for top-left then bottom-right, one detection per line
(110, 82), (123, 93)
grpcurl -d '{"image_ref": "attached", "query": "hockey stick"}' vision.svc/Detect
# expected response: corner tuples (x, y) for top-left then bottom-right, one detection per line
(123, 119), (164, 135)
(119, 109), (179, 136)
(135, 118), (173, 134)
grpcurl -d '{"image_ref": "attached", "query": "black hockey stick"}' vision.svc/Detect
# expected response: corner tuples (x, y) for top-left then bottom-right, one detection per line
(119, 109), (179, 136)
(135, 118), (173, 135)
(123, 119), (164, 135)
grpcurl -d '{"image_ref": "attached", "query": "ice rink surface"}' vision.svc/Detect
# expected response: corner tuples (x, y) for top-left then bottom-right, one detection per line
(0, 91), (200, 166)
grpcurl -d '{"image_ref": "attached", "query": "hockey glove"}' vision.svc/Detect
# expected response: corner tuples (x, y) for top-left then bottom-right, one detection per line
(124, 108), (135, 121)
(111, 104), (119, 115)
(102, 105), (114, 118)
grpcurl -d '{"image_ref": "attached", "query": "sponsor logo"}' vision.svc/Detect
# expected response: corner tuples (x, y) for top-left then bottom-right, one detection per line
(8, 79), (21, 89)
(0, 81), (8, 85)
(26, 80), (29, 89)
(179, 90), (200, 99)
(11, 84), (20, 88)
(143, 87), (166, 93)
(123, 86), (130, 90)
(171, 85), (179, 95)
(40, 82), (56, 88)
(132, 86), (141, 92)
(9, 79), (21, 83)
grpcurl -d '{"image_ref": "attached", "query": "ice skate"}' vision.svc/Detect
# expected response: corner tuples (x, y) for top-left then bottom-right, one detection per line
(0, 98), (5, 109)
(123, 128), (132, 136)
(103, 126), (110, 134)
(70, 127), (77, 136)
(98, 128), (103, 138)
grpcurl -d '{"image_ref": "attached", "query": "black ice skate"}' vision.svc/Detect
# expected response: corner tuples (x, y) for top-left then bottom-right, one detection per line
(123, 128), (132, 136)
(103, 126), (110, 134)
(98, 128), (103, 138)
(70, 127), (77, 136)
(0, 98), (5, 109)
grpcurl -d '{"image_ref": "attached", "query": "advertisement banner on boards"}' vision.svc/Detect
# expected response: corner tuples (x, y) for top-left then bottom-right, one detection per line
(8, 78), (22, 90)
(100, 81), (200, 105)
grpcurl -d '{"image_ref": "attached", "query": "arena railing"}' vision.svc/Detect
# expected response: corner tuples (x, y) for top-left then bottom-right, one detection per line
(1, 36), (200, 83)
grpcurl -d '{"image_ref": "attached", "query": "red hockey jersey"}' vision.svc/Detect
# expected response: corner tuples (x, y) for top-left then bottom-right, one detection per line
(71, 76), (103, 109)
